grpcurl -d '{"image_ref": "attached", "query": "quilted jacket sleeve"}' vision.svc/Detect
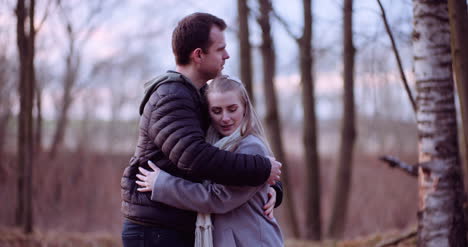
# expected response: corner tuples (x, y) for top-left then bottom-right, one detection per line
(147, 83), (271, 186)
(149, 135), (270, 213)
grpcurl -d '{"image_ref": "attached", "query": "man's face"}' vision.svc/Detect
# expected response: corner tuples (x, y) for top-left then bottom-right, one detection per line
(198, 26), (230, 80)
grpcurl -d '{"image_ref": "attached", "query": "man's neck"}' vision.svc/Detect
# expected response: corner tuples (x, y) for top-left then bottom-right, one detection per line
(175, 65), (207, 90)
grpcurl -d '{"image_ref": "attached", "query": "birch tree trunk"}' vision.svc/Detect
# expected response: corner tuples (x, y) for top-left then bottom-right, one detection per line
(299, 0), (322, 241)
(413, 1), (467, 246)
(15, 0), (35, 234)
(327, 0), (356, 239)
(237, 0), (254, 105)
(257, 0), (300, 238)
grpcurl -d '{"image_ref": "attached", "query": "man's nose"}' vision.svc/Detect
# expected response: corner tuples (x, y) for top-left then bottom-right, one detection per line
(224, 51), (230, 60)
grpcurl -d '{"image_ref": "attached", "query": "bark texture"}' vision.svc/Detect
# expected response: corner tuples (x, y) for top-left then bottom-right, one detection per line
(447, 0), (468, 192)
(413, 1), (467, 246)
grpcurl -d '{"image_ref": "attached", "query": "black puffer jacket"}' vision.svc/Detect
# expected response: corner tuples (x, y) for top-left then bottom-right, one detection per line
(121, 71), (272, 233)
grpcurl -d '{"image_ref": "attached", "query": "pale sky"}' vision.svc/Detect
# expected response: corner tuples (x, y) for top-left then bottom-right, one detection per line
(1, 0), (415, 122)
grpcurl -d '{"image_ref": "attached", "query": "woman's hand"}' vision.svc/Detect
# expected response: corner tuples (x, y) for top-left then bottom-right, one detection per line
(136, 160), (161, 192)
(263, 187), (276, 219)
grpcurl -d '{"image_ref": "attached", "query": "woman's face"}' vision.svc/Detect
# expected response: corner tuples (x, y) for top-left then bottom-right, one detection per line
(208, 90), (245, 137)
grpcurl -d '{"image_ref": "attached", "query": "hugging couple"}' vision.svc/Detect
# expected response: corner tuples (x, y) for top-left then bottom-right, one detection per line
(121, 12), (285, 247)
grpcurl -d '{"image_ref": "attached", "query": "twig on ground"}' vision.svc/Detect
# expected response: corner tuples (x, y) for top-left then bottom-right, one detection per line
(375, 229), (417, 247)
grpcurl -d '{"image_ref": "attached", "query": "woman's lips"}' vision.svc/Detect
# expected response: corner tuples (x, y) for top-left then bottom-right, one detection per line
(221, 124), (233, 131)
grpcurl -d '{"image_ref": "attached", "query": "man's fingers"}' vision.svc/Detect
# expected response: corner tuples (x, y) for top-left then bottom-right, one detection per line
(268, 211), (274, 219)
(148, 161), (158, 171)
(263, 199), (275, 210)
(276, 161), (282, 168)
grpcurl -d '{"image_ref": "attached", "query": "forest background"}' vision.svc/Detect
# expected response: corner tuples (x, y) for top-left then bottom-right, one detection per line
(2, 0), (464, 245)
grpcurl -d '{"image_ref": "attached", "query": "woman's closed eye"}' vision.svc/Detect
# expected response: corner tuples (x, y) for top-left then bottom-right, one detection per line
(228, 105), (238, 112)
(211, 107), (222, 115)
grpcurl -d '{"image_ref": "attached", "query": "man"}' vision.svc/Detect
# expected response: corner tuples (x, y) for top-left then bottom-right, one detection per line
(121, 13), (282, 246)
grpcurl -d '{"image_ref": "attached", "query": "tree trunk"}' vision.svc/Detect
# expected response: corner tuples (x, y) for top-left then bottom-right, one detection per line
(0, 109), (11, 161)
(34, 87), (42, 153)
(447, 0), (468, 194)
(257, 0), (300, 238)
(237, 0), (255, 105)
(413, 0), (467, 246)
(15, 0), (35, 234)
(49, 34), (78, 159)
(327, 0), (356, 239)
(299, 0), (321, 241)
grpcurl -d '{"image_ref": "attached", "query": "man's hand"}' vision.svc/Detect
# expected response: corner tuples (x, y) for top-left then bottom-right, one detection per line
(263, 187), (276, 219)
(267, 156), (281, 185)
(136, 160), (161, 192)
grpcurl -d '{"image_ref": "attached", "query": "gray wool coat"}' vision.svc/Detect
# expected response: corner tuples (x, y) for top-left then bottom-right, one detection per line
(151, 135), (284, 247)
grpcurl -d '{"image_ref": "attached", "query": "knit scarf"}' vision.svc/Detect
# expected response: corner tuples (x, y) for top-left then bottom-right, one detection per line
(195, 127), (243, 247)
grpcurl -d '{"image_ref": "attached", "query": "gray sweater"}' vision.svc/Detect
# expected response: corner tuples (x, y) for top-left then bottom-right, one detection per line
(151, 135), (284, 247)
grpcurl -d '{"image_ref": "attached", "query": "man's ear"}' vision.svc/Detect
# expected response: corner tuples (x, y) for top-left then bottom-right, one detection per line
(191, 48), (203, 64)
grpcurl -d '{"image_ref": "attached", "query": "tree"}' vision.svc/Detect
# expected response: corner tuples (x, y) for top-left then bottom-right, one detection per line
(15, 0), (36, 233)
(49, 0), (111, 158)
(257, 0), (300, 238)
(298, 0), (321, 240)
(0, 54), (14, 161)
(237, 0), (255, 104)
(412, 0), (467, 245)
(274, 0), (321, 239)
(328, 0), (356, 239)
(448, 0), (468, 189)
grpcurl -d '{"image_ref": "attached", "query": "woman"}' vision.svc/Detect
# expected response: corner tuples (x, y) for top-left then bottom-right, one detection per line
(137, 75), (284, 247)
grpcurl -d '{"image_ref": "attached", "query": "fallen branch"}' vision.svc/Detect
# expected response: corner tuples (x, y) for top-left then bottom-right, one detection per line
(376, 229), (417, 247)
(379, 155), (418, 177)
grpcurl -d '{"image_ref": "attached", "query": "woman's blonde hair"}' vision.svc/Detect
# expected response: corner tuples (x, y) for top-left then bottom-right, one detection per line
(205, 75), (272, 155)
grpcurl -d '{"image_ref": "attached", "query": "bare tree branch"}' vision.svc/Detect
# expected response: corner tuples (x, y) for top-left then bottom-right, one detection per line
(376, 0), (417, 114)
(379, 155), (418, 177)
(35, 0), (54, 33)
(271, 9), (300, 42)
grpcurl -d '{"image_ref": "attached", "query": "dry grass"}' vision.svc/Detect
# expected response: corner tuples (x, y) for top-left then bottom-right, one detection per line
(0, 227), (121, 247)
(0, 128), (419, 243)
(0, 227), (417, 247)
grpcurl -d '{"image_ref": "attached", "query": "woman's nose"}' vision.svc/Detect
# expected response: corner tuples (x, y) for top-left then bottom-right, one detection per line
(221, 113), (230, 122)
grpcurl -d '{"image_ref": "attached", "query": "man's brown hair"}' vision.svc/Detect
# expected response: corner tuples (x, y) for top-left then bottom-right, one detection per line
(172, 13), (227, 65)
